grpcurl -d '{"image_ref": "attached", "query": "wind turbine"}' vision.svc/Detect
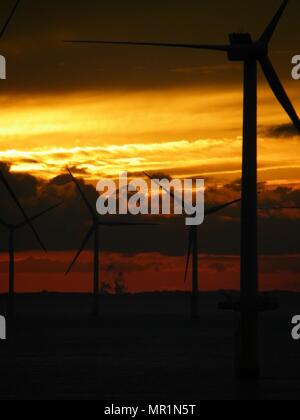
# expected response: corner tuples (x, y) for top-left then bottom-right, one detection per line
(66, 168), (158, 317)
(144, 172), (241, 320)
(0, 203), (61, 317)
(0, 169), (59, 317)
(183, 200), (242, 320)
(0, 0), (21, 40)
(0, 171), (47, 252)
(65, 0), (300, 380)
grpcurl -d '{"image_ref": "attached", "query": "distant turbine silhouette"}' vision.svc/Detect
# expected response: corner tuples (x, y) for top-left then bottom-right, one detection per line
(66, 168), (158, 317)
(0, 204), (61, 317)
(0, 0), (20, 39)
(0, 171), (47, 252)
(65, 0), (300, 381)
(0, 170), (59, 317)
(144, 172), (241, 319)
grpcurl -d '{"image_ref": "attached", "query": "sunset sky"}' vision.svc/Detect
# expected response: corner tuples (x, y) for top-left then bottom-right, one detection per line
(0, 0), (299, 183)
(0, 0), (300, 293)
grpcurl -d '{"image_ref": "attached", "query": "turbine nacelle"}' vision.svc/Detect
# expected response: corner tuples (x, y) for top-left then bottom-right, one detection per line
(228, 33), (267, 61)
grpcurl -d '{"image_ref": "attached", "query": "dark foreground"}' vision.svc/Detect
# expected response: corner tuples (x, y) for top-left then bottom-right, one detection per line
(0, 292), (299, 400)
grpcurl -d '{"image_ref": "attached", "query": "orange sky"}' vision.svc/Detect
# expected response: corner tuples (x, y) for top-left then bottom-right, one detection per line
(0, 0), (299, 188)
(0, 251), (299, 293)
(0, 82), (299, 186)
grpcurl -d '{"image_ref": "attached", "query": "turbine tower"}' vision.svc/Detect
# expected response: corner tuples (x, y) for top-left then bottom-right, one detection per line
(65, 0), (300, 380)
(183, 200), (241, 320)
(0, 204), (60, 317)
(144, 172), (241, 319)
(66, 168), (158, 317)
(0, 0), (21, 39)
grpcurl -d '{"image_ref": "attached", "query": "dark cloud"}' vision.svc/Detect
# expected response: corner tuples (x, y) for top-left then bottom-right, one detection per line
(262, 123), (300, 138)
(0, 163), (300, 256)
(50, 173), (72, 186)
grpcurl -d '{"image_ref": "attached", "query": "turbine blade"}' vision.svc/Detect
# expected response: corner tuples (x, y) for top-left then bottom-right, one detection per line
(260, 57), (300, 131)
(0, 171), (47, 251)
(64, 40), (231, 52)
(65, 226), (94, 275)
(205, 198), (241, 216)
(0, 0), (21, 39)
(15, 202), (62, 229)
(184, 227), (194, 283)
(259, 0), (289, 44)
(67, 168), (96, 219)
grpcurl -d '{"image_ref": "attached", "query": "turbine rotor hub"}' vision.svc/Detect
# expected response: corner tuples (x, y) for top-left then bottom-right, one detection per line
(228, 33), (267, 61)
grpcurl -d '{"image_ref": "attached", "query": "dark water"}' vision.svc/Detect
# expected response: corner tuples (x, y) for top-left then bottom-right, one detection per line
(0, 292), (299, 400)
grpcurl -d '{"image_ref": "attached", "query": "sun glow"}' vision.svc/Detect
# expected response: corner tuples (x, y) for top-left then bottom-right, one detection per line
(0, 84), (299, 184)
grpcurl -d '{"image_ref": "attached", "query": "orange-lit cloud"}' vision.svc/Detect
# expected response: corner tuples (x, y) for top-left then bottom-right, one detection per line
(0, 85), (299, 184)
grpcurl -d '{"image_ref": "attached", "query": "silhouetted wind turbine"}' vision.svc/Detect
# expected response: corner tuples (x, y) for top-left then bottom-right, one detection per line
(0, 171), (47, 252)
(0, 203), (61, 317)
(66, 168), (158, 317)
(0, 0), (21, 39)
(144, 172), (241, 319)
(65, 0), (300, 380)
(0, 169), (58, 317)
